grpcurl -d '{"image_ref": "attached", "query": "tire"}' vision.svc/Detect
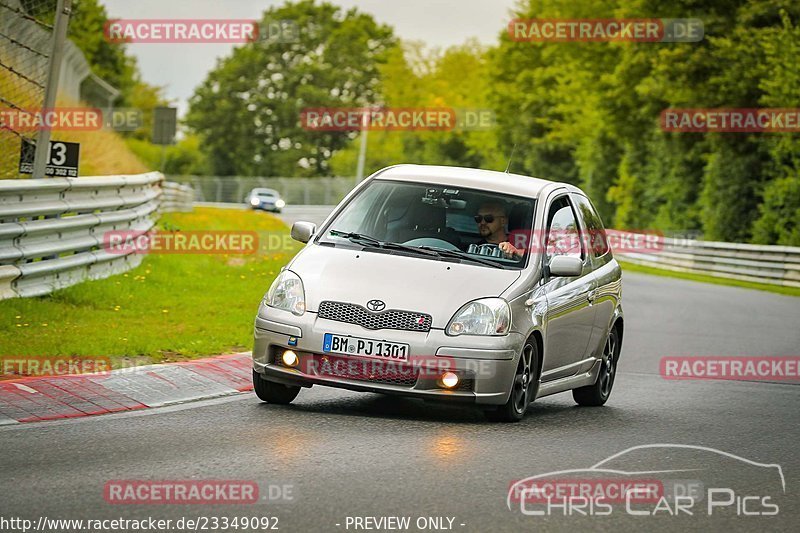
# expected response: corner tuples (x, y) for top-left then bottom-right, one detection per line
(253, 370), (300, 404)
(573, 326), (620, 406)
(486, 339), (539, 422)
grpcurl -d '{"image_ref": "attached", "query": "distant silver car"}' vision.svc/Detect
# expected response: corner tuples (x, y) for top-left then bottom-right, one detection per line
(252, 165), (623, 422)
(246, 188), (285, 213)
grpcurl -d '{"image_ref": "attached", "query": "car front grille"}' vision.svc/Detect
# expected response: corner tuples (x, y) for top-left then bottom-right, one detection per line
(317, 301), (432, 332)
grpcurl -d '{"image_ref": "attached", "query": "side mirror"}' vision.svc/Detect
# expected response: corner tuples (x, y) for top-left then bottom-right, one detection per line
(291, 221), (316, 243)
(548, 255), (582, 277)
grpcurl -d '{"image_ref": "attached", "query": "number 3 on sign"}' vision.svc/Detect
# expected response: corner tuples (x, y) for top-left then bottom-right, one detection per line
(49, 142), (67, 166)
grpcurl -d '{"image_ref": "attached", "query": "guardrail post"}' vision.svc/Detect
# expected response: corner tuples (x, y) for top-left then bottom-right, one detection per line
(32, 0), (71, 179)
(214, 177), (223, 202)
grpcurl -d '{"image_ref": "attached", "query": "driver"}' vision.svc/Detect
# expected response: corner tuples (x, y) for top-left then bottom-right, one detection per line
(474, 202), (524, 258)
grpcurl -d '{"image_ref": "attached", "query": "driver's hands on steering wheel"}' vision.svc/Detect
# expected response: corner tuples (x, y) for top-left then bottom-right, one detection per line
(498, 241), (524, 258)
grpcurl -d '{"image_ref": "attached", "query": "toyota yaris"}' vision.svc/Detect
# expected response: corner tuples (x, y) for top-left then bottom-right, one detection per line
(252, 164), (623, 421)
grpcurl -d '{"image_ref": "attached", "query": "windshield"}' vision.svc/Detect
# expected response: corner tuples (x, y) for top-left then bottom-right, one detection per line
(318, 180), (536, 270)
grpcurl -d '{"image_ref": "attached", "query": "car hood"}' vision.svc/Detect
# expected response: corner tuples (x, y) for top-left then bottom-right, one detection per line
(288, 244), (521, 329)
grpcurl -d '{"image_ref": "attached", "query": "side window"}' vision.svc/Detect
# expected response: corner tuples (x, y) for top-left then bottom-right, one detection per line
(326, 182), (391, 237)
(545, 196), (584, 262)
(571, 194), (609, 258)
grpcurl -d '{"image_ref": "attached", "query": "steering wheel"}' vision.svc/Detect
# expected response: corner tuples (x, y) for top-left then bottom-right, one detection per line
(470, 243), (522, 260)
(402, 237), (459, 250)
(472, 243), (500, 256)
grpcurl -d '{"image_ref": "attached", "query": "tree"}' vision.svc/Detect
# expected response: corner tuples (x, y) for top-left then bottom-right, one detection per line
(186, 0), (396, 176)
(489, 0), (800, 243)
(330, 39), (503, 177)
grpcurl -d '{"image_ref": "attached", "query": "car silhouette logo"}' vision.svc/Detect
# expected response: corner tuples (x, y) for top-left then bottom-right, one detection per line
(366, 299), (386, 312)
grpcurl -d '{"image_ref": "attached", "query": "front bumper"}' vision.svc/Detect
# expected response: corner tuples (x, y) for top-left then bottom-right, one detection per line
(252, 306), (523, 406)
(251, 203), (280, 212)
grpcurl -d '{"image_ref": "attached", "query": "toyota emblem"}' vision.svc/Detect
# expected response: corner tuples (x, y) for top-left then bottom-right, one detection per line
(366, 299), (386, 312)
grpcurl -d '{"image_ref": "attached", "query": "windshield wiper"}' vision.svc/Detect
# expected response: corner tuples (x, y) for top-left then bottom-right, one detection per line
(417, 246), (506, 269)
(328, 230), (438, 256)
(329, 230), (382, 246)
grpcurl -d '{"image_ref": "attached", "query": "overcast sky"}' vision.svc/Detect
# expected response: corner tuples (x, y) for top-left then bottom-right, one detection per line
(102, 0), (520, 116)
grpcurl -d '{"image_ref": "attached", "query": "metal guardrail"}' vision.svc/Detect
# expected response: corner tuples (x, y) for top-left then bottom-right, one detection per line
(616, 236), (800, 288)
(0, 172), (190, 300)
(160, 182), (194, 213)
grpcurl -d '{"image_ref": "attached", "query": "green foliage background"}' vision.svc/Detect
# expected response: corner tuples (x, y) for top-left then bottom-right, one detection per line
(72, 0), (800, 245)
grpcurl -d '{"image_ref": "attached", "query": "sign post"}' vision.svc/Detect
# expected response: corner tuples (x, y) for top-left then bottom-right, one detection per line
(32, 0), (72, 179)
(152, 106), (177, 172)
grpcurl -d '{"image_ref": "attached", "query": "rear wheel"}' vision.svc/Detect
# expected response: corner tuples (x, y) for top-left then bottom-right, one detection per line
(573, 327), (619, 406)
(486, 339), (539, 422)
(253, 370), (300, 404)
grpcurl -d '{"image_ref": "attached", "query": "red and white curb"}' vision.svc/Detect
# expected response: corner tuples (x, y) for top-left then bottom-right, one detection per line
(0, 353), (253, 425)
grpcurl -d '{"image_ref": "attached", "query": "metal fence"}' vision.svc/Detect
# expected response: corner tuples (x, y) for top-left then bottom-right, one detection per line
(0, 0), (53, 178)
(168, 176), (358, 206)
(616, 237), (800, 288)
(0, 0), (74, 179)
(0, 171), (175, 299)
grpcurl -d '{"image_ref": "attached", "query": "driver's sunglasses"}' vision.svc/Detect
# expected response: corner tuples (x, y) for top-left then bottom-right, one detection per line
(474, 214), (496, 223)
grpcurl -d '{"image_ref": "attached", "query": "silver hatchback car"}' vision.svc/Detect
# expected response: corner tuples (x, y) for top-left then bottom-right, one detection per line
(252, 165), (623, 421)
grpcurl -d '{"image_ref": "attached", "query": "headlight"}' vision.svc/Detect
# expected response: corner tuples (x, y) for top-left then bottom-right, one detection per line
(446, 298), (510, 336)
(266, 270), (305, 315)
(275, 199), (286, 208)
(250, 197), (260, 206)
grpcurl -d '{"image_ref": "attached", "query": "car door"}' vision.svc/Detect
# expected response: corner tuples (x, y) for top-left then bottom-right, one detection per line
(540, 193), (597, 381)
(571, 193), (619, 361)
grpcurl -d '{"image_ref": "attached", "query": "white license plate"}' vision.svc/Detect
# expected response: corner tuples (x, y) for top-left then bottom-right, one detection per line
(322, 333), (409, 362)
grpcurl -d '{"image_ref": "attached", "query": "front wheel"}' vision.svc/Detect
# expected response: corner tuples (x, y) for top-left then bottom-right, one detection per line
(253, 370), (300, 404)
(573, 327), (620, 406)
(486, 339), (539, 422)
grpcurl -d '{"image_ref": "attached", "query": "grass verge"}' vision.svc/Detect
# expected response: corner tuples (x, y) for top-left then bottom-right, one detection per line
(618, 260), (800, 298)
(0, 207), (303, 368)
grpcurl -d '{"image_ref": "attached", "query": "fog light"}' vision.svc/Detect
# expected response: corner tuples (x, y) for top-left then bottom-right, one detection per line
(282, 350), (299, 367)
(440, 371), (460, 389)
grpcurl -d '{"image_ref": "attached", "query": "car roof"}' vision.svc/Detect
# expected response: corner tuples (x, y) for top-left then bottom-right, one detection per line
(251, 188), (279, 195)
(371, 164), (581, 199)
